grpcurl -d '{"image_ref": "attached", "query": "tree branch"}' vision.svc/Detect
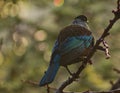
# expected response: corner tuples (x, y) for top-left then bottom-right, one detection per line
(57, 88), (120, 93)
(56, 0), (120, 93)
(21, 79), (120, 93)
(110, 68), (120, 90)
(113, 68), (120, 74)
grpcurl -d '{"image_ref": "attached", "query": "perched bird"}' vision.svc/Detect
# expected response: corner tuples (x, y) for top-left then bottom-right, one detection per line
(39, 15), (94, 86)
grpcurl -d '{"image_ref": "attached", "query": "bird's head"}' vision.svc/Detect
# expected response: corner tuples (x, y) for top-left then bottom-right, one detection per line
(72, 15), (90, 29)
(74, 15), (88, 22)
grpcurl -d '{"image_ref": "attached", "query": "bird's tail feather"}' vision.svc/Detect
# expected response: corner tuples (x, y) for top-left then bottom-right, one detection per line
(39, 60), (60, 86)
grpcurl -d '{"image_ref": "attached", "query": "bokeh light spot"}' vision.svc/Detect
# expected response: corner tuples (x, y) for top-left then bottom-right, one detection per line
(9, 4), (19, 17)
(13, 43), (26, 56)
(37, 42), (48, 52)
(13, 34), (29, 56)
(54, 0), (64, 7)
(34, 30), (47, 41)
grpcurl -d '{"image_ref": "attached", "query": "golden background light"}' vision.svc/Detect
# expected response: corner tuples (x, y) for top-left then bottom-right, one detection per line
(34, 30), (47, 41)
(54, 0), (64, 7)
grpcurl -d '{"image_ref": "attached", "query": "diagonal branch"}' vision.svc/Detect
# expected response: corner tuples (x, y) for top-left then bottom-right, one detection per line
(56, 0), (120, 93)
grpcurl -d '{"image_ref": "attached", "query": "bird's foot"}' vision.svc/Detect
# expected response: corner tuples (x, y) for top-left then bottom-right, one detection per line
(65, 66), (75, 76)
(82, 57), (93, 65)
(88, 60), (93, 65)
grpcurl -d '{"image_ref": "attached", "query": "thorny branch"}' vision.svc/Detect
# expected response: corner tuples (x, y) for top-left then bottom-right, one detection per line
(56, 0), (120, 93)
(22, 80), (120, 93)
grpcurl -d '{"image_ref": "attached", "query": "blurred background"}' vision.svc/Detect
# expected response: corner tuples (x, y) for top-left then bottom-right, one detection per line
(0, 0), (120, 93)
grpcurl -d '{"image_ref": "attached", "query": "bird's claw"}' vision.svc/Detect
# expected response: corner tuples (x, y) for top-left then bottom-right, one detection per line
(65, 66), (76, 76)
(88, 60), (93, 65)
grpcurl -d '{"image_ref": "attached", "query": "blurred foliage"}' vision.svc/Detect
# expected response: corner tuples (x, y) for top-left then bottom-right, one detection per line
(0, 0), (120, 93)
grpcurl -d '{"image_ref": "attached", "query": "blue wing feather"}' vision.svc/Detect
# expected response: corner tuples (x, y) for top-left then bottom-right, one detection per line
(59, 35), (93, 65)
(52, 40), (59, 53)
(60, 35), (93, 55)
(52, 35), (93, 55)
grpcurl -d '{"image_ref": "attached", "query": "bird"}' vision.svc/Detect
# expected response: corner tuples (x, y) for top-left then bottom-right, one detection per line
(39, 15), (94, 86)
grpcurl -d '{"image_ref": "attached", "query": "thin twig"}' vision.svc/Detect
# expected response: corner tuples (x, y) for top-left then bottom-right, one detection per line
(21, 80), (39, 86)
(113, 68), (120, 74)
(21, 79), (57, 92)
(111, 79), (120, 90)
(47, 85), (50, 93)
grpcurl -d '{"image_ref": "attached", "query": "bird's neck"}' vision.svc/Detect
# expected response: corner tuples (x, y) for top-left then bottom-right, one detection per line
(71, 20), (90, 30)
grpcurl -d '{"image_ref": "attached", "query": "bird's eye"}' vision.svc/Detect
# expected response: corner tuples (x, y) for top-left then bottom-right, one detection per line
(81, 17), (87, 21)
